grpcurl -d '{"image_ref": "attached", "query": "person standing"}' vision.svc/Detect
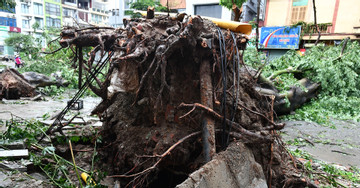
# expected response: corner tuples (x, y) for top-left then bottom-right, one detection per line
(15, 55), (22, 68)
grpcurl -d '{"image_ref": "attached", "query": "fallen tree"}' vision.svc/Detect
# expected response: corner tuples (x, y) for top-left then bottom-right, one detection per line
(51, 15), (318, 187)
(0, 68), (36, 99)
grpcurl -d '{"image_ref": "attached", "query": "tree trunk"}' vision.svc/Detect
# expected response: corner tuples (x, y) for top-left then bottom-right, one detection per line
(199, 59), (216, 162)
(313, 0), (321, 46)
(256, 0), (261, 51)
(78, 47), (83, 89)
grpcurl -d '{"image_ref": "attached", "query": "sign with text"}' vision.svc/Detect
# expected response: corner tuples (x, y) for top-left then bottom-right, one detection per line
(0, 25), (8, 31)
(259, 26), (301, 49)
(9, 27), (21, 33)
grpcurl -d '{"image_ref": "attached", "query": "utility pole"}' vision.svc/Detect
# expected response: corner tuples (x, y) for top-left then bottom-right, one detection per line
(256, 0), (261, 51)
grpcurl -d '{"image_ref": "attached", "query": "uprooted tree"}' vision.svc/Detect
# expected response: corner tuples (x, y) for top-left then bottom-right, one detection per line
(48, 14), (319, 187)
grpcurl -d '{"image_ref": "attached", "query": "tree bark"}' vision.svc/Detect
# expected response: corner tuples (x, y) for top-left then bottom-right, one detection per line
(313, 0), (321, 46)
(256, 0), (261, 51)
(231, 0), (242, 21)
(199, 59), (216, 162)
(78, 47), (83, 89)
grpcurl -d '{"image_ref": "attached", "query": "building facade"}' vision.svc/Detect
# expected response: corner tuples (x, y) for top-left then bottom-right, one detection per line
(160, 0), (186, 12)
(0, 4), (21, 55)
(186, 0), (232, 20)
(264, 0), (360, 42)
(63, 0), (109, 27)
(108, 0), (130, 28)
(242, 0), (266, 23)
(0, 0), (110, 56)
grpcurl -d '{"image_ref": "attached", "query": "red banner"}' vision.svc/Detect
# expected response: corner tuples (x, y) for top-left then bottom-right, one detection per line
(9, 27), (21, 33)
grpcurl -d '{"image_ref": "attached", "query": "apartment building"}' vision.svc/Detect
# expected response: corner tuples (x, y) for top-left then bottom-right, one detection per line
(185, 0), (264, 23)
(63, 0), (109, 27)
(108, 0), (130, 28)
(0, 0), (110, 56)
(0, 4), (21, 55)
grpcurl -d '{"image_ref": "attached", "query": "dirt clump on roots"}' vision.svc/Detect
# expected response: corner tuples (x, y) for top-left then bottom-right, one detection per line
(55, 15), (316, 188)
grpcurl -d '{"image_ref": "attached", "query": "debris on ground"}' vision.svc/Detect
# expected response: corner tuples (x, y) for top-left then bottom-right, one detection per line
(2, 13), (358, 188)
(46, 14), (318, 187)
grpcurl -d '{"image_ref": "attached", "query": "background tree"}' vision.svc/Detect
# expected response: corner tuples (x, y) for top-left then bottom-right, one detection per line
(5, 33), (40, 58)
(130, 0), (167, 12)
(220, 0), (246, 21)
(0, 0), (16, 10)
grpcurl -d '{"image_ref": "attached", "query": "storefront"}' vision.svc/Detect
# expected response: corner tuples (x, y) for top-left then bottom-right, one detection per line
(0, 25), (21, 56)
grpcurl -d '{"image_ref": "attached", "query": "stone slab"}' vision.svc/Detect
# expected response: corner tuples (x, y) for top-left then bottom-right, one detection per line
(0, 149), (28, 158)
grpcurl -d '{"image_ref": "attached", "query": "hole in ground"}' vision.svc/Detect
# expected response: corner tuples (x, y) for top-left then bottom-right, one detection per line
(148, 168), (188, 188)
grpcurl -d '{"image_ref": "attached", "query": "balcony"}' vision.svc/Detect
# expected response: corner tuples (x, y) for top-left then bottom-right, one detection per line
(78, 5), (89, 10)
(78, 0), (90, 10)
(62, 0), (77, 7)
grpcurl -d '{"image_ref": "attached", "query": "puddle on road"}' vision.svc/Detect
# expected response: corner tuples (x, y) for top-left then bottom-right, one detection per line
(0, 89), (101, 122)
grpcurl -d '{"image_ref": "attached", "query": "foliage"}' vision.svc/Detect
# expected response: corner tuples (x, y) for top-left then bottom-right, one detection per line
(244, 40), (360, 124)
(292, 21), (332, 38)
(289, 149), (360, 187)
(19, 49), (78, 88)
(6, 28), (81, 95)
(1, 119), (107, 187)
(129, 0), (167, 12)
(0, 0), (16, 10)
(5, 33), (40, 58)
(219, 0), (247, 10)
(0, 119), (47, 145)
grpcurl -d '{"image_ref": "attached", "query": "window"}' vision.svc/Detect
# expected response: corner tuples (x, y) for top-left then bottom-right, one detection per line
(0, 17), (16, 27)
(45, 3), (61, 16)
(112, 9), (119, 16)
(34, 3), (43, 15)
(92, 14), (102, 23)
(0, 45), (4, 55)
(124, 0), (130, 9)
(22, 19), (30, 29)
(0, 5), (16, 13)
(21, 4), (29, 14)
(291, 0), (308, 24)
(63, 8), (76, 17)
(46, 17), (61, 28)
(194, 4), (222, 19)
(65, 0), (76, 3)
(35, 18), (44, 29)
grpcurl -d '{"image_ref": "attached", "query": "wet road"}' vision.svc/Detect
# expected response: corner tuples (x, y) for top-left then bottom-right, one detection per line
(281, 120), (360, 168)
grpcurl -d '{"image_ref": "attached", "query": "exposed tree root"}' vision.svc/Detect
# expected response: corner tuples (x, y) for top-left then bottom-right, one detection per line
(51, 15), (317, 188)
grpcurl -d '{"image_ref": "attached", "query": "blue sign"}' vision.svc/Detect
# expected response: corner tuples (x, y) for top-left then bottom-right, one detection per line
(259, 26), (301, 49)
